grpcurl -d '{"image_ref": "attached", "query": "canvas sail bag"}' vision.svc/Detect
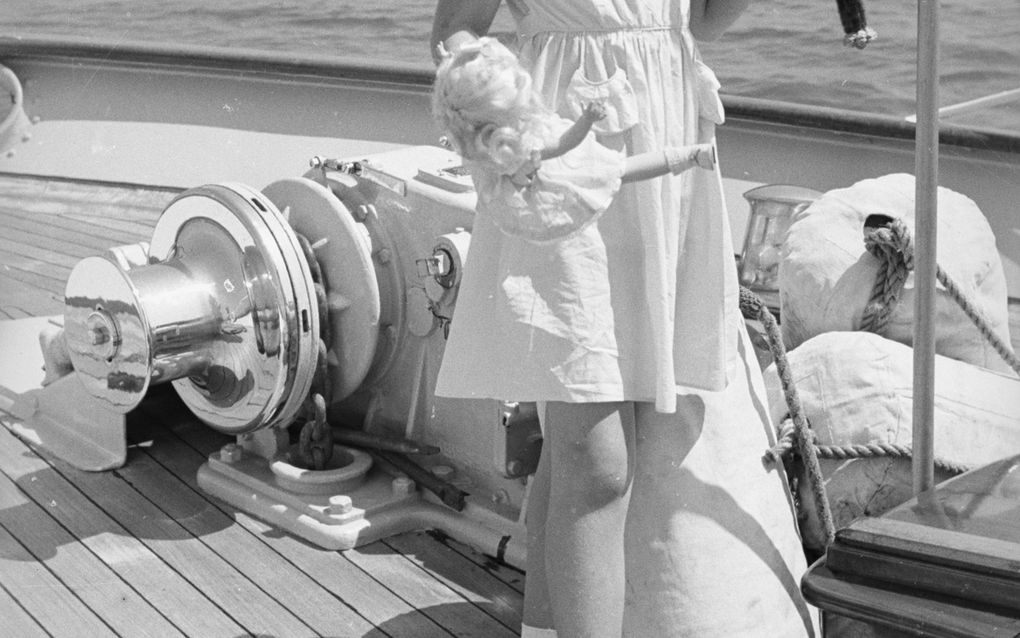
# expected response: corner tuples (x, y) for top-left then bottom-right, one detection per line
(762, 330), (1020, 553)
(778, 173), (1014, 374)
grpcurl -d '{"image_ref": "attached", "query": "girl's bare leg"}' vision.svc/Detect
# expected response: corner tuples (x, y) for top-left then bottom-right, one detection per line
(522, 411), (554, 633)
(543, 401), (635, 638)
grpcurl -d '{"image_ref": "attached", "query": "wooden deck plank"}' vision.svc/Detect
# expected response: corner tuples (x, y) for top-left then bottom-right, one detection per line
(0, 304), (36, 321)
(136, 396), (526, 632)
(423, 533), (527, 595)
(113, 439), (381, 637)
(383, 531), (523, 630)
(0, 178), (168, 245)
(342, 544), (517, 638)
(131, 405), (458, 638)
(0, 258), (66, 296)
(0, 272), (63, 318)
(6, 435), (325, 637)
(137, 396), (526, 632)
(0, 583), (50, 638)
(0, 237), (74, 280)
(0, 174), (175, 215)
(0, 427), (251, 637)
(0, 260), (66, 296)
(0, 523), (117, 637)
(0, 238), (80, 279)
(61, 213), (159, 241)
(0, 205), (149, 247)
(1, 213), (121, 257)
(0, 446), (187, 638)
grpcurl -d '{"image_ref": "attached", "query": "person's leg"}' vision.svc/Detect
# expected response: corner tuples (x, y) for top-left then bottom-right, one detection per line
(522, 403), (555, 635)
(621, 328), (817, 637)
(543, 400), (635, 638)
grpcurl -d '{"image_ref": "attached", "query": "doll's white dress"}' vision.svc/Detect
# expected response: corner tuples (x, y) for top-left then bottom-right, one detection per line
(434, 0), (817, 636)
(470, 117), (625, 244)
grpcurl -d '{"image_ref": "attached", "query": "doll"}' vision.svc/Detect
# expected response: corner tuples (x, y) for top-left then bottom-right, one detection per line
(432, 37), (714, 244)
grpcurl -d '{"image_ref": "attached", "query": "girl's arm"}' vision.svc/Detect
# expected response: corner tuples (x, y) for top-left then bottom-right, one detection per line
(622, 144), (716, 182)
(431, 0), (502, 63)
(689, 0), (751, 42)
(541, 102), (605, 160)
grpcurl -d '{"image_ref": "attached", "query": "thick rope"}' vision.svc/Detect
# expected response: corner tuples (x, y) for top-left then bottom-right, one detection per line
(740, 287), (836, 547)
(768, 416), (971, 477)
(861, 215), (1020, 376)
(936, 266), (1020, 376)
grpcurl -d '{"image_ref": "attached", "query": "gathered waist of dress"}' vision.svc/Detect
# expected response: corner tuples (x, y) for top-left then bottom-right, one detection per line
(518, 23), (687, 40)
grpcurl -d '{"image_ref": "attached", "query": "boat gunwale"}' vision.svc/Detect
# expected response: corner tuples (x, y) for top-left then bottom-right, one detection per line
(2, 34), (1019, 156)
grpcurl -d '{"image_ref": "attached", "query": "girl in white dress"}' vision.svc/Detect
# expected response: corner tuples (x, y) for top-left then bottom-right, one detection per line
(431, 2), (818, 637)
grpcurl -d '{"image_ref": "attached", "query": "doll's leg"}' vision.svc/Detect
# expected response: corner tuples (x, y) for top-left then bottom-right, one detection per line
(543, 400), (635, 638)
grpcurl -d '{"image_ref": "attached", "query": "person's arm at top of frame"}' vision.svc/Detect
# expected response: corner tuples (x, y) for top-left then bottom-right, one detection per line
(431, 0), (503, 64)
(689, 0), (750, 41)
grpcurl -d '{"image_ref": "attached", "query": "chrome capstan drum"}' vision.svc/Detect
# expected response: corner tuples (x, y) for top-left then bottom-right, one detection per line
(63, 183), (320, 435)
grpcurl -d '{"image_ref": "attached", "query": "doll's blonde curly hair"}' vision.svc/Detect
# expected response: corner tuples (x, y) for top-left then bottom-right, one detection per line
(432, 37), (557, 175)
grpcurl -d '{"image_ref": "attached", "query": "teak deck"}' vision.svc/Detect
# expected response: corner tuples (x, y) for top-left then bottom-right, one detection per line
(0, 174), (525, 638)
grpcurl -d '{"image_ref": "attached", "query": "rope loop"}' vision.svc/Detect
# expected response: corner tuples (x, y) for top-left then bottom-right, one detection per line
(860, 215), (913, 335)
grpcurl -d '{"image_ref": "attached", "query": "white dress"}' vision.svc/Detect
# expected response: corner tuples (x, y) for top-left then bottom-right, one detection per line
(435, 0), (737, 413)
(436, 1), (817, 636)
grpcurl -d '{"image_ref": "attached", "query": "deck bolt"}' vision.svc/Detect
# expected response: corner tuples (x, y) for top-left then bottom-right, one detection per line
(219, 443), (242, 463)
(327, 494), (353, 516)
(375, 248), (392, 264)
(392, 476), (415, 496)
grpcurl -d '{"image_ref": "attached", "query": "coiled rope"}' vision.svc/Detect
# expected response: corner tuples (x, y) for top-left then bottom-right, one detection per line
(740, 287), (836, 547)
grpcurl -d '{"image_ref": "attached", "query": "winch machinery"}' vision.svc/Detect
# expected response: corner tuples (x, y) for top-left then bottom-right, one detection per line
(21, 146), (535, 565)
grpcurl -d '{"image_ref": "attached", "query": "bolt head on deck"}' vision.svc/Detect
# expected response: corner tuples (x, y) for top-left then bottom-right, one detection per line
(327, 494), (354, 516)
(391, 476), (415, 496)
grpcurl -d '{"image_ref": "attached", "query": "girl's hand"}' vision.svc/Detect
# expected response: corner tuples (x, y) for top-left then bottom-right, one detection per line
(581, 102), (607, 122)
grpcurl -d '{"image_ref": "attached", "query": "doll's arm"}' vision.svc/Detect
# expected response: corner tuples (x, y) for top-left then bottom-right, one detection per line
(621, 144), (716, 182)
(540, 102), (606, 161)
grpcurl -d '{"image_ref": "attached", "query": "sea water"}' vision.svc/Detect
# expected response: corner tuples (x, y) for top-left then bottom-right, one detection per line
(2, 0), (1018, 132)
